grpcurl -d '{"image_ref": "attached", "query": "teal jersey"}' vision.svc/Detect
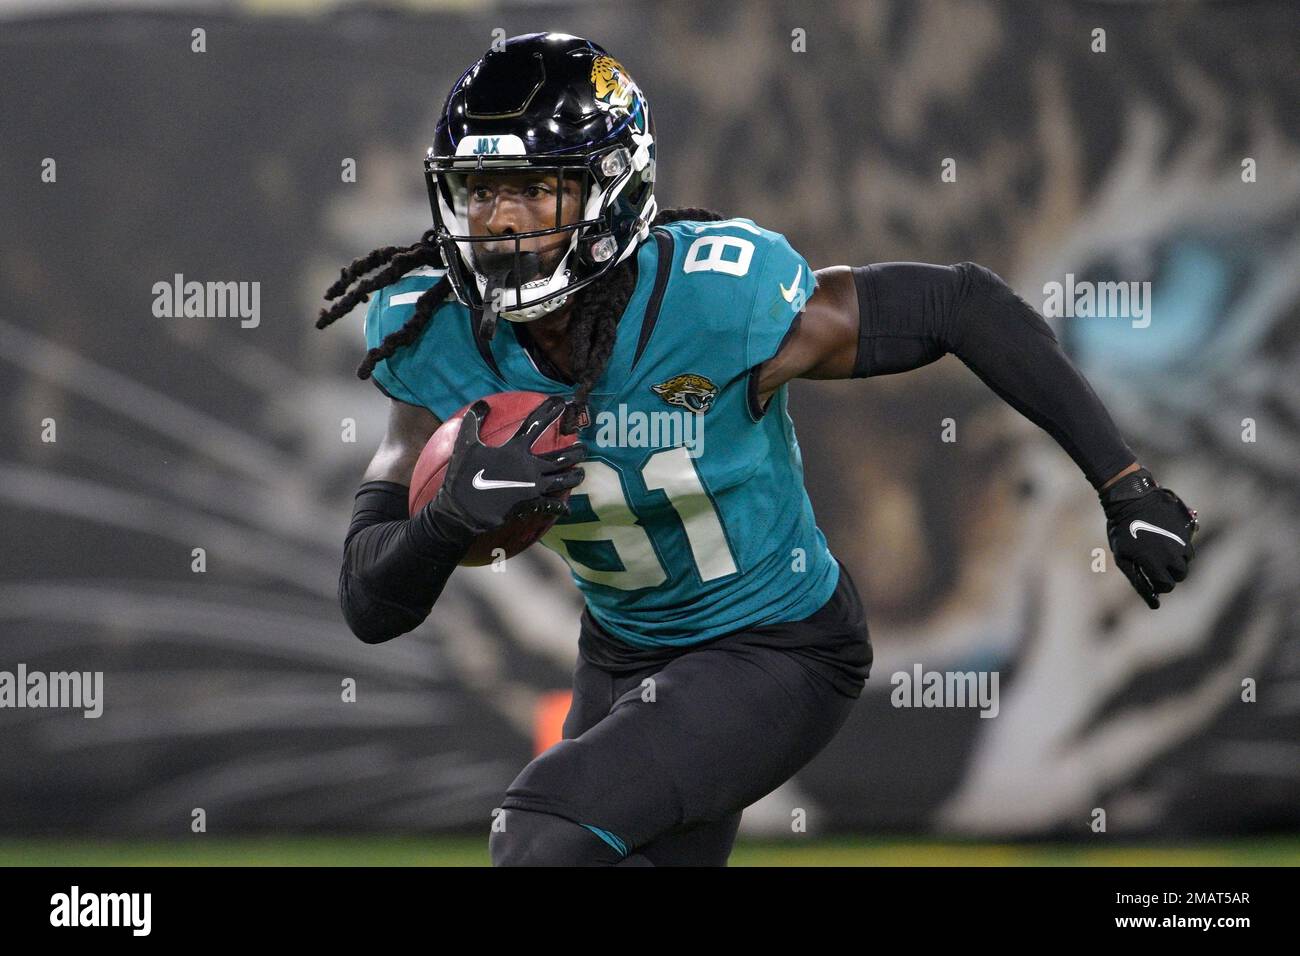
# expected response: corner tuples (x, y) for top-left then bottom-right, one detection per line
(363, 218), (840, 646)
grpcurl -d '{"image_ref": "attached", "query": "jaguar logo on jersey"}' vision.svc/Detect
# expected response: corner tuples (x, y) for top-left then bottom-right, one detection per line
(590, 55), (635, 113)
(651, 373), (718, 414)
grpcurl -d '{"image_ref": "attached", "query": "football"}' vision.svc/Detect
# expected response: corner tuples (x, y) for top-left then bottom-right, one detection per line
(408, 390), (579, 566)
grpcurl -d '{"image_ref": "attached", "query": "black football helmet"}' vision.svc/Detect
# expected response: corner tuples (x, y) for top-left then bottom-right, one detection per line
(425, 32), (657, 331)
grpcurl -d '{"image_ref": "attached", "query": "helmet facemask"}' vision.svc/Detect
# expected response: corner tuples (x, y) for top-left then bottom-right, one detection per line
(425, 143), (647, 337)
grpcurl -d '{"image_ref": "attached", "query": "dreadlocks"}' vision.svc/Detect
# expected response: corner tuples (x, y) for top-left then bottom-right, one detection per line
(316, 207), (726, 432)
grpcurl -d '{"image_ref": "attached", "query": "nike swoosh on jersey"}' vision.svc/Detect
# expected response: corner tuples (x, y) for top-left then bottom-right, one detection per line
(1129, 519), (1185, 546)
(472, 469), (536, 491)
(779, 264), (803, 303)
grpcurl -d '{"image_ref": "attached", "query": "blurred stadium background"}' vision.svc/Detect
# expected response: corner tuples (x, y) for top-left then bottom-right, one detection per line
(0, 0), (1297, 865)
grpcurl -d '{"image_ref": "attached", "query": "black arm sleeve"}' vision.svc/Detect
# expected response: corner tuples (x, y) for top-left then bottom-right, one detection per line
(850, 261), (1136, 490)
(338, 480), (469, 645)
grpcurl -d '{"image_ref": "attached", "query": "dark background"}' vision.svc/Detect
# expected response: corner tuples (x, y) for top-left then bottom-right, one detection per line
(1, 0), (1296, 840)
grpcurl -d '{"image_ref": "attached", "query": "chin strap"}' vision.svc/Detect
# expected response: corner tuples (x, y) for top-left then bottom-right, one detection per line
(478, 281), (569, 337)
(476, 249), (556, 337)
(501, 291), (570, 323)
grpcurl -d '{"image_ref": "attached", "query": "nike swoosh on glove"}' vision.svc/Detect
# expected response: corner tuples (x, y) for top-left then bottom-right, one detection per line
(1100, 467), (1198, 609)
(415, 395), (587, 545)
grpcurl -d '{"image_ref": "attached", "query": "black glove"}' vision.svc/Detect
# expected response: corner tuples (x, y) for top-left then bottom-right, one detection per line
(1100, 468), (1198, 609)
(413, 396), (586, 547)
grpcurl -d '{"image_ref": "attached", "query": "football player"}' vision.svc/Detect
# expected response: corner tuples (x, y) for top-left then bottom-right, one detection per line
(317, 32), (1198, 865)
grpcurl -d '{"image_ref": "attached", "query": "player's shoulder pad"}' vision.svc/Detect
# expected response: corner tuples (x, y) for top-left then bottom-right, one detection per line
(361, 266), (463, 405)
(656, 217), (817, 369)
(362, 266), (455, 351)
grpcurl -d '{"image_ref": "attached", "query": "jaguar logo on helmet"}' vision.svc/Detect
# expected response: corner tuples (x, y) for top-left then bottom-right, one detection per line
(425, 33), (658, 334)
(590, 55), (635, 113)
